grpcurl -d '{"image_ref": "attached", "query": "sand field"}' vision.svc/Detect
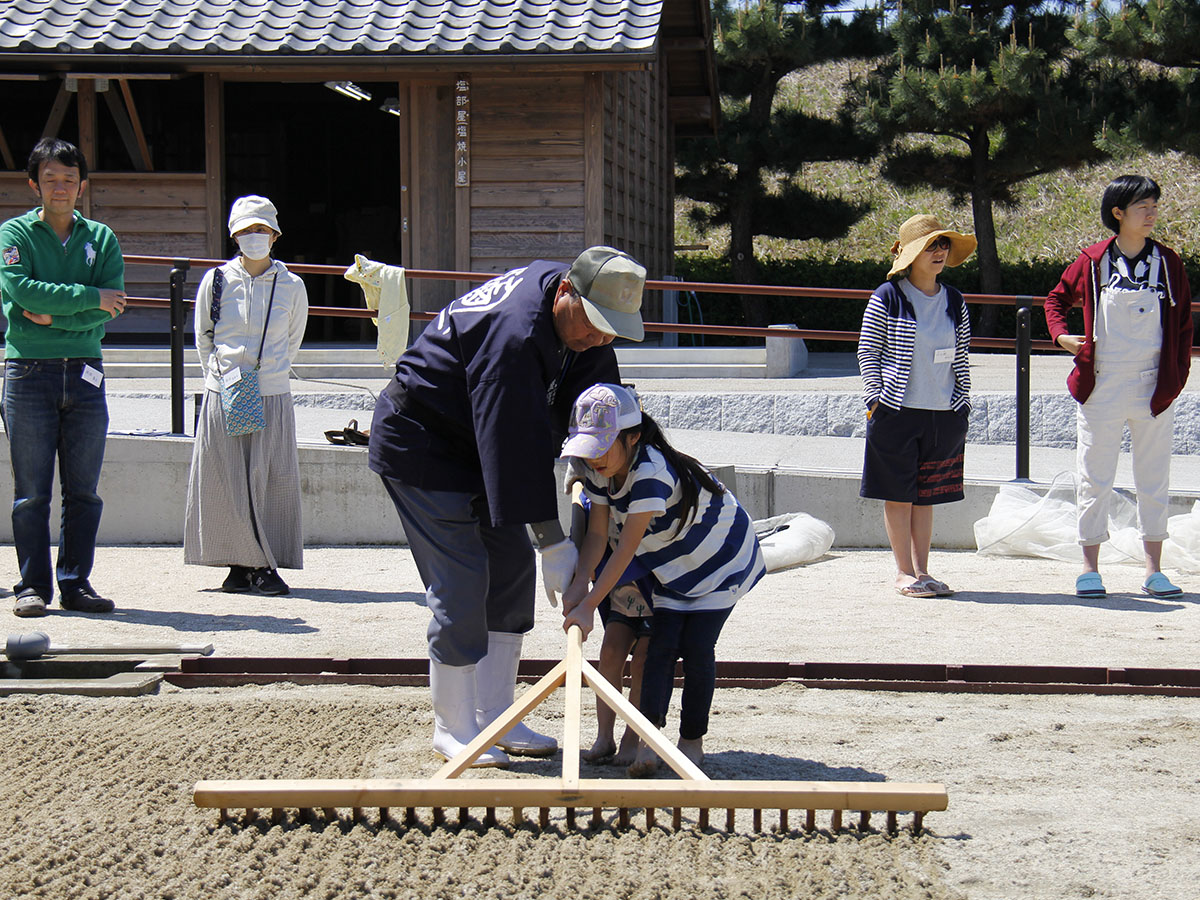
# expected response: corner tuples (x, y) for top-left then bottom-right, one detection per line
(1, 546), (1198, 899)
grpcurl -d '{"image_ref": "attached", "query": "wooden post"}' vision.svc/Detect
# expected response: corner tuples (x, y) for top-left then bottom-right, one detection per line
(76, 79), (95, 218)
(203, 74), (224, 258)
(582, 73), (604, 246)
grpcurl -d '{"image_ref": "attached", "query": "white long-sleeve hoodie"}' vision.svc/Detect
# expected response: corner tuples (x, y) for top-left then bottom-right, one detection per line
(194, 257), (308, 396)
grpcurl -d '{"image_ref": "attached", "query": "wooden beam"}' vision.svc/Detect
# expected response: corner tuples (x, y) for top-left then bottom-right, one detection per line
(669, 96), (713, 121)
(76, 79), (96, 217)
(102, 85), (149, 172)
(583, 72), (604, 247)
(395, 86), (412, 268)
(453, 74), (471, 278)
(0, 123), (14, 170)
(43, 83), (71, 139)
(193, 778), (950, 814)
(203, 73), (224, 257)
(663, 37), (709, 51)
(63, 72), (178, 80)
(118, 79), (154, 171)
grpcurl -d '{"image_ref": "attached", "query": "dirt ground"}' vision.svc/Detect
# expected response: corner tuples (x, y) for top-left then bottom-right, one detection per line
(2, 546), (1199, 899)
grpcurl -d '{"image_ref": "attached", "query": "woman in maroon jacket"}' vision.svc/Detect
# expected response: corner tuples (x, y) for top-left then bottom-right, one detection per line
(1044, 175), (1192, 600)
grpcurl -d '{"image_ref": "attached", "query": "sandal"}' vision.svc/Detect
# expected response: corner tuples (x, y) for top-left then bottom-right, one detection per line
(1075, 572), (1106, 599)
(343, 419), (370, 446)
(896, 580), (937, 598)
(325, 419), (370, 446)
(1142, 571), (1183, 599)
(918, 576), (955, 597)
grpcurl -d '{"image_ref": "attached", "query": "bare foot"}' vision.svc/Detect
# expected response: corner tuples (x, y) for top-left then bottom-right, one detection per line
(612, 730), (640, 767)
(627, 746), (659, 778)
(677, 736), (704, 767)
(582, 736), (616, 762)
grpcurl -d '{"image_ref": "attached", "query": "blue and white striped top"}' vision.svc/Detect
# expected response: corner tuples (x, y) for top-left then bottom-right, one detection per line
(857, 279), (971, 414)
(583, 444), (766, 612)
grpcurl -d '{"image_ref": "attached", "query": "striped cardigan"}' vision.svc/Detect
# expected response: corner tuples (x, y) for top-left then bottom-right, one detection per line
(857, 280), (972, 413)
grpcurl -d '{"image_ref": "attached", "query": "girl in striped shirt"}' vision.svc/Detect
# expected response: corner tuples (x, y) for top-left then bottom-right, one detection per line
(561, 383), (765, 776)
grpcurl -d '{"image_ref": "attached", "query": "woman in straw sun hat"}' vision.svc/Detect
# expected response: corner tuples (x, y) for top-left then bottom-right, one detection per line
(857, 214), (976, 598)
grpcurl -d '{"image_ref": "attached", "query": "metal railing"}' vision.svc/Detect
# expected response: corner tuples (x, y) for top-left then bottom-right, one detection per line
(122, 254), (1077, 480)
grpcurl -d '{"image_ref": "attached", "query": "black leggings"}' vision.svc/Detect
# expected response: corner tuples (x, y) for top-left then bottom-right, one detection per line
(638, 605), (734, 741)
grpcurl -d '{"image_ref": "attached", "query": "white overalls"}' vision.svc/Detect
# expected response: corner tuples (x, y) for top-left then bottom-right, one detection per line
(1076, 249), (1174, 545)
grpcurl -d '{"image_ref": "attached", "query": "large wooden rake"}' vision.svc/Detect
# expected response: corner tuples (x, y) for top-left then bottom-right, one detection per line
(194, 626), (947, 834)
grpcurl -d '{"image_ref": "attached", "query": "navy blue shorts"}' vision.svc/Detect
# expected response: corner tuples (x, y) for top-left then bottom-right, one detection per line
(598, 598), (653, 639)
(860, 406), (968, 505)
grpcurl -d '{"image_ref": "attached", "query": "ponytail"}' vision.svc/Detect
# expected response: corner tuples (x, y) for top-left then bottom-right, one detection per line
(621, 411), (723, 535)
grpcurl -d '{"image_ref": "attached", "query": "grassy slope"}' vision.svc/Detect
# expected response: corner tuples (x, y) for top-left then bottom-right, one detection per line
(675, 60), (1200, 269)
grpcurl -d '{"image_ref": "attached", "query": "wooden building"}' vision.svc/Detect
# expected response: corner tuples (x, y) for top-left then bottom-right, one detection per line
(0, 0), (717, 335)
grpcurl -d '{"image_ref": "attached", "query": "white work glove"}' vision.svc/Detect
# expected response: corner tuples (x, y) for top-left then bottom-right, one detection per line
(538, 539), (578, 608)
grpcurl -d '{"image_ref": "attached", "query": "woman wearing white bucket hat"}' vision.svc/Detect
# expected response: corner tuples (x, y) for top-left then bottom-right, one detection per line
(183, 195), (309, 595)
(857, 214), (976, 598)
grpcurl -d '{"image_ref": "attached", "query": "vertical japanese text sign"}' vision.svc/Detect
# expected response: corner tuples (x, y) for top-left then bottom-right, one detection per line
(455, 75), (470, 188)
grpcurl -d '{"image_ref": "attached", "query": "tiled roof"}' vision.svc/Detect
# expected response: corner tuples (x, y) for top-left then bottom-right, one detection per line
(0, 0), (663, 56)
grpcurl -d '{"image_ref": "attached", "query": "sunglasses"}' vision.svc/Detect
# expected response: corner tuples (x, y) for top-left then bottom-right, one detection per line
(924, 237), (953, 252)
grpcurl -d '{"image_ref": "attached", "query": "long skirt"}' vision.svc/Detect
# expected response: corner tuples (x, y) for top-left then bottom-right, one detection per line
(183, 389), (303, 570)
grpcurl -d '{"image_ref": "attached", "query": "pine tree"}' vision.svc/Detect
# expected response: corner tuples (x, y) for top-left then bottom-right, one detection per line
(848, 0), (1107, 327)
(1075, 0), (1200, 157)
(676, 0), (883, 326)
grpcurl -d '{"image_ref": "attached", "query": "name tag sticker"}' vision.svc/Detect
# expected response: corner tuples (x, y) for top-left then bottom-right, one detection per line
(1141, 368), (1157, 384)
(223, 366), (242, 388)
(933, 347), (955, 365)
(81, 364), (103, 387)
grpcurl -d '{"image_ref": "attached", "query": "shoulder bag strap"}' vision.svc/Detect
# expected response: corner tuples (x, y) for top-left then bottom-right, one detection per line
(254, 271), (279, 369)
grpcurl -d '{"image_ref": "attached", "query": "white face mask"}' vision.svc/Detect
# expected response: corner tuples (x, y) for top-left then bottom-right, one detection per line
(236, 233), (272, 261)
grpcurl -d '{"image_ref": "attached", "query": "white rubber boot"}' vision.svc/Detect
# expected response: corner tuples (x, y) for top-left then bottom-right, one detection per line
(430, 659), (508, 767)
(475, 631), (559, 757)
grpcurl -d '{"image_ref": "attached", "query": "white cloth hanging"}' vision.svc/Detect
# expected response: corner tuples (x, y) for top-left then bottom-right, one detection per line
(344, 254), (410, 365)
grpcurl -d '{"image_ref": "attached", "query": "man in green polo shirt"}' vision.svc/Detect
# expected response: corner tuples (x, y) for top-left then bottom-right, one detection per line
(0, 138), (126, 617)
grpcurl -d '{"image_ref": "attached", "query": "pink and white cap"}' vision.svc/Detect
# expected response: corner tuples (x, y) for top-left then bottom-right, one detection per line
(561, 383), (642, 459)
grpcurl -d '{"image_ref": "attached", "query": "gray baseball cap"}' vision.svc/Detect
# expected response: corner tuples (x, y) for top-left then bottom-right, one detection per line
(567, 246), (646, 342)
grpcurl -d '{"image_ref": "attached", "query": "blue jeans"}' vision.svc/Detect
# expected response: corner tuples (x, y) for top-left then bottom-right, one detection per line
(2, 359), (108, 599)
(639, 605), (734, 741)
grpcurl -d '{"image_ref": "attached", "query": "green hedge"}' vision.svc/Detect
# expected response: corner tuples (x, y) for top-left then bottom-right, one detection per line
(672, 253), (1200, 349)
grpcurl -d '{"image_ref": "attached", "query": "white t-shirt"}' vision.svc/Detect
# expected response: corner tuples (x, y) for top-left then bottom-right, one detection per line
(898, 278), (955, 410)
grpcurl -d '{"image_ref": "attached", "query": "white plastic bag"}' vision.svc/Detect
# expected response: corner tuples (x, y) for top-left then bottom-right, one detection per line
(755, 512), (835, 573)
(974, 471), (1149, 566)
(1114, 500), (1200, 574)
